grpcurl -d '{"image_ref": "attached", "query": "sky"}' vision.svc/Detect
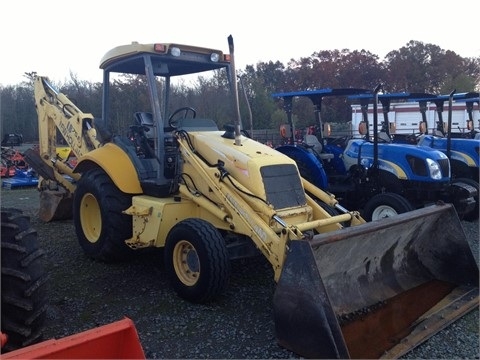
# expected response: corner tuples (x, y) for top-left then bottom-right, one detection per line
(1, 0), (479, 87)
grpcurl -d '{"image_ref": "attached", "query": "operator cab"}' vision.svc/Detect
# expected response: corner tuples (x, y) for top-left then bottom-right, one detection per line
(99, 42), (232, 197)
(134, 112), (154, 135)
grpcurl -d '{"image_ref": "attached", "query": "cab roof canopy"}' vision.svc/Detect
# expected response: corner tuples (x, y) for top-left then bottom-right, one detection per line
(99, 42), (230, 77)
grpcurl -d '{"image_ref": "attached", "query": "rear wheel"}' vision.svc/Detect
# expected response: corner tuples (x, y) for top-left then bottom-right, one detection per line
(73, 168), (134, 262)
(165, 219), (230, 303)
(1, 208), (47, 352)
(315, 200), (351, 227)
(362, 193), (415, 221)
(455, 178), (479, 221)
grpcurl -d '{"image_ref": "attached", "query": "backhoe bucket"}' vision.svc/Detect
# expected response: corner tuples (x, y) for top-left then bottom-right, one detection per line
(274, 203), (479, 359)
(23, 148), (73, 222)
(39, 189), (73, 222)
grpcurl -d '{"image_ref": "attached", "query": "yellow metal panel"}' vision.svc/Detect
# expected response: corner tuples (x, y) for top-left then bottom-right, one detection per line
(77, 143), (143, 194)
(127, 195), (229, 248)
(185, 133), (298, 200)
(55, 147), (72, 161)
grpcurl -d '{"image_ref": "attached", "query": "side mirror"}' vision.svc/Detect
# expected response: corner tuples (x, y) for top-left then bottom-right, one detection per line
(419, 121), (427, 134)
(467, 120), (473, 131)
(358, 121), (368, 135)
(323, 122), (331, 137)
(443, 122), (449, 134)
(280, 124), (291, 138)
(389, 122), (396, 134)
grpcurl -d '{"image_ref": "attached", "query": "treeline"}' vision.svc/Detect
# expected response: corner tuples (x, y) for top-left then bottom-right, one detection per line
(1, 40), (479, 142)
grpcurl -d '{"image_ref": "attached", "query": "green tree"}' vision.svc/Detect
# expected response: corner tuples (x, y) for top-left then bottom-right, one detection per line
(384, 40), (479, 93)
(2, 40), (478, 141)
(238, 63), (284, 129)
(1, 83), (36, 142)
(335, 50), (385, 89)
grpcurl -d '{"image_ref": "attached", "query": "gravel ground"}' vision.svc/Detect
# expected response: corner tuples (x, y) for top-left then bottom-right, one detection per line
(1, 186), (479, 359)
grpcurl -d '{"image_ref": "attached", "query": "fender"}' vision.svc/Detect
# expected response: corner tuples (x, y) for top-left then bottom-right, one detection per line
(418, 135), (480, 167)
(449, 150), (478, 167)
(275, 145), (329, 189)
(375, 159), (408, 179)
(74, 142), (143, 194)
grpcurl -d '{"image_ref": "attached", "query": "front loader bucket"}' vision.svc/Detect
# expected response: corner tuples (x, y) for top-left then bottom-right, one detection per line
(274, 203), (479, 359)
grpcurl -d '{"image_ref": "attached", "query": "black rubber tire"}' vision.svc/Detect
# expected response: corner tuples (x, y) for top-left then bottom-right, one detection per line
(317, 201), (339, 216)
(164, 218), (230, 304)
(362, 192), (415, 221)
(1, 208), (47, 353)
(315, 200), (351, 228)
(455, 178), (479, 221)
(73, 168), (135, 262)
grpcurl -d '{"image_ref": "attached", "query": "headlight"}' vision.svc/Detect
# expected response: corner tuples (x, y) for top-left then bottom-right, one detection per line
(426, 158), (442, 180)
(171, 47), (181, 57)
(210, 53), (220, 62)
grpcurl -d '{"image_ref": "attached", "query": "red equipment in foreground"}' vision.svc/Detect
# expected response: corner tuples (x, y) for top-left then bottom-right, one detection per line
(1, 317), (145, 359)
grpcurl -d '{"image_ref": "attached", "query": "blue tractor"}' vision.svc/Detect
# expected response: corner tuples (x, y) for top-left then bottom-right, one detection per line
(273, 86), (477, 221)
(411, 91), (479, 220)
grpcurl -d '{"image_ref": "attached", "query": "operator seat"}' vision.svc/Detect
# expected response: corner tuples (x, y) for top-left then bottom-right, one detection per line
(377, 131), (392, 143)
(304, 135), (334, 161)
(433, 129), (445, 137)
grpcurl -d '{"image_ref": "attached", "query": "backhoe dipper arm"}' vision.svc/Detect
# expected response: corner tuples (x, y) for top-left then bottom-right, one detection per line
(34, 76), (101, 160)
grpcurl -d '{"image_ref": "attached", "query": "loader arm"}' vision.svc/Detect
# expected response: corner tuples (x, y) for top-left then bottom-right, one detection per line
(172, 129), (479, 359)
(174, 132), (364, 281)
(175, 134), (289, 276)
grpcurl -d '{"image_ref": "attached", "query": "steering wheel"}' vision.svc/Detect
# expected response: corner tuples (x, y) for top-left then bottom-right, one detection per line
(328, 135), (351, 147)
(404, 133), (421, 144)
(168, 107), (197, 128)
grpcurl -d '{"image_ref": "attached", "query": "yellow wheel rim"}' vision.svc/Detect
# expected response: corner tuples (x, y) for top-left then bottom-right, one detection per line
(80, 192), (102, 243)
(172, 240), (200, 286)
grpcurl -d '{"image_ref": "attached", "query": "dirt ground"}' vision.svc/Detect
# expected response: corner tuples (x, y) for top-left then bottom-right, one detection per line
(1, 183), (479, 359)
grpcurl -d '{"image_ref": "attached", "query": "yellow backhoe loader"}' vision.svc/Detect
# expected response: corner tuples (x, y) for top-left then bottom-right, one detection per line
(24, 35), (479, 358)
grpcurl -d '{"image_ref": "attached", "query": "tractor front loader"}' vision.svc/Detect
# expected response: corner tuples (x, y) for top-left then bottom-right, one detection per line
(25, 35), (479, 358)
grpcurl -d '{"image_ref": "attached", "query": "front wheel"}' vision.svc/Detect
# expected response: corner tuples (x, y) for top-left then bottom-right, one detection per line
(164, 219), (230, 303)
(362, 193), (415, 221)
(73, 168), (134, 262)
